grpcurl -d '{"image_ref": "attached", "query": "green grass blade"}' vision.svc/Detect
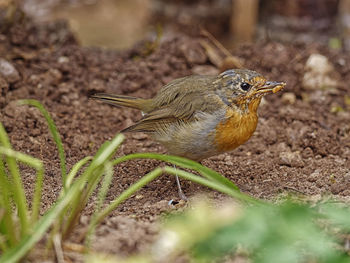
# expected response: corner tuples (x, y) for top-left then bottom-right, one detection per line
(62, 167), (104, 239)
(65, 156), (93, 189)
(112, 153), (239, 190)
(18, 99), (67, 189)
(85, 162), (114, 247)
(89, 134), (125, 168)
(0, 157), (17, 247)
(163, 166), (262, 205)
(95, 162), (114, 214)
(62, 134), (124, 239)
(0, 124), (29, 237)
(31, 168), (44, 223)
(93, 167), (163, 226)
(0, 146), (44, 223)
(73, 134), (124, 184)
(112, 153), (260, 205)
(0, 171), (84, 263)
(0, 147), (42, 170)
(0, 231), (9, 253)
(57, 156), (96, 240)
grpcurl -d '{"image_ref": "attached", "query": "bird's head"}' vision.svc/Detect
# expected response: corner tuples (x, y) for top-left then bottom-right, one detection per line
(213, 69), (286, 112)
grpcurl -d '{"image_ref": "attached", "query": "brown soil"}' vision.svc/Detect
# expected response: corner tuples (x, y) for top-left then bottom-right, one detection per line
(1, 20), (350, 260)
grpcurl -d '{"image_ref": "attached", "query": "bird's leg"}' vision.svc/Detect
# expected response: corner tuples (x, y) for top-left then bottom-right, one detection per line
(174, 165), (188, 201)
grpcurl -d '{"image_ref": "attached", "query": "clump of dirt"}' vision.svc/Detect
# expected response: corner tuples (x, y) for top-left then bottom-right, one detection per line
(1, 19), (350, 257)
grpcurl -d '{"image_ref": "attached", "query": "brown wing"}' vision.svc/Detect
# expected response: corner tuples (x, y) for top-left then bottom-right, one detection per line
(122, 75), (225, 133)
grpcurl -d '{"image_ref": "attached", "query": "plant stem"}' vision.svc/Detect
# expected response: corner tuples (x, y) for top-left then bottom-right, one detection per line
(0, 124), (29, 236)
(93, 167), (163, 226)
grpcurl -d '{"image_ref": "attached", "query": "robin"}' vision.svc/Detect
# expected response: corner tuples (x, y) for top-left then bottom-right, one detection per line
(92, 69), (285, 199)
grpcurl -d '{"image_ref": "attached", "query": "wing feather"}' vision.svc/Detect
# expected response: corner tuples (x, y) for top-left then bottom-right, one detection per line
(122, 75), (226, 133)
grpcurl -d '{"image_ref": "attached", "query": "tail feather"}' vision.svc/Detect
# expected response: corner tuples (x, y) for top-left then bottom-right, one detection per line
(91, 93), (148, 110)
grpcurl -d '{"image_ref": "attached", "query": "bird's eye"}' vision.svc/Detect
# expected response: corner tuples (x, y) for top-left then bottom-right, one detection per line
(240, 82), (251, 91)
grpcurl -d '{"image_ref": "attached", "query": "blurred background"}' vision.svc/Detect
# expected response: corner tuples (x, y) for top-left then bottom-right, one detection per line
(0, 0), (349, 50)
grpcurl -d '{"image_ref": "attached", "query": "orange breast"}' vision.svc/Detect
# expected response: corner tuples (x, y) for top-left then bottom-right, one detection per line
(214, 107), (258, 152)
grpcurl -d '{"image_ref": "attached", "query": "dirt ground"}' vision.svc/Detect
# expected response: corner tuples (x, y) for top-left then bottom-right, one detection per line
(1, 19), (350, 259)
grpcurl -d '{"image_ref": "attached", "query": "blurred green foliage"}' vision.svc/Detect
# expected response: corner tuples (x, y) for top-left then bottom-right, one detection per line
(157, 199), (350, 263)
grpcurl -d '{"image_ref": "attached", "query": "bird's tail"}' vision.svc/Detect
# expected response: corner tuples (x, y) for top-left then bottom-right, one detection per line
(91, 93), (152, 111)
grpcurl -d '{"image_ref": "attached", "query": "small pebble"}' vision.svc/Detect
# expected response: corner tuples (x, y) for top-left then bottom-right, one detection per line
(305, 54), (333, 74)
(278, 151), (304, 167)
(0, 58), (20, 83)
(281, 92), (296, 105)
(58, 56), (69, 63)
(308, 170), (320, 182)
(135, 194), (144, 200)
(303, 53), (338, 89)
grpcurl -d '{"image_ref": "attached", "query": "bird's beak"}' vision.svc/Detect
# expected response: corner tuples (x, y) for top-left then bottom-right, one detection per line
(255, 81), (286, 95)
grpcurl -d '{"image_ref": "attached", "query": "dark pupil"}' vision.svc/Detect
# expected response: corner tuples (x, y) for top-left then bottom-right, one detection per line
(241, 82), (251, 91)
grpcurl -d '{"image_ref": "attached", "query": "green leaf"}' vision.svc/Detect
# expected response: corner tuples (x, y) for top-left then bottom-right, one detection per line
(0, 124), (29, 237)
(18, 100), (67, 189)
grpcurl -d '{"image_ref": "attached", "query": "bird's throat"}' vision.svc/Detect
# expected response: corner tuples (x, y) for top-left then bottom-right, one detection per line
(214, 104), (259, 152)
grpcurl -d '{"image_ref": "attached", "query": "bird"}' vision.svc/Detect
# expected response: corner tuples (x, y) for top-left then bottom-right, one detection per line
(92, 69), (285, 199)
